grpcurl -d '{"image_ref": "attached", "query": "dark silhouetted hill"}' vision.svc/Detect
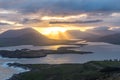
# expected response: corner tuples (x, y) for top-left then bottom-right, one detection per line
(98, 33), (120, 44)
(0, 28), (70, 47)
(66, 29), (117, 41)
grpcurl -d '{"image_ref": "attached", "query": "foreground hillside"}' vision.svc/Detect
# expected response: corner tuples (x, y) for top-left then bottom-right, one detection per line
(9, 61), (120, 80)
(0, 28), (71, 47)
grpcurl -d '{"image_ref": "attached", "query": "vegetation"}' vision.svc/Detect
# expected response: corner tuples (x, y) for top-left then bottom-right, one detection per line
(8, 60), (120, 80)
(0, 47), (92, 58)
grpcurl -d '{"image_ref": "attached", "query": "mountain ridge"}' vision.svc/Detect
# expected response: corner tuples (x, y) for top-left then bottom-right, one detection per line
(0, 28), (70, 47)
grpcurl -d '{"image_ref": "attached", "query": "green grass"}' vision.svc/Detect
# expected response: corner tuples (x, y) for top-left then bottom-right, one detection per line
(9, 61), (120, 80)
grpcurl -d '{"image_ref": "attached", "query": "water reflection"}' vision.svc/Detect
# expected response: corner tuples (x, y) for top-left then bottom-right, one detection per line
(0, 42), (120, 64)
(0, 45), (76, 51)
(1, 42), (120, 80)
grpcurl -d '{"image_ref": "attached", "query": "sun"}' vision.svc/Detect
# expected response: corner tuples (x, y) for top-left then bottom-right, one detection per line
(34, 27), (69, 40)
(42, 27), (68, 39)
(42, 27), (67, 35)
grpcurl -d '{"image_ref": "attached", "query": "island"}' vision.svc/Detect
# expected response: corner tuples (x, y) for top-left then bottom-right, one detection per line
(68, 43), (88, 47)
(8, 60), (120, 80)
(0, 47), (93, 58)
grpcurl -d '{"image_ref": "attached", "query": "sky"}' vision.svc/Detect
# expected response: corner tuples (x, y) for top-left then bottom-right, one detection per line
(0, 0), (120, 32)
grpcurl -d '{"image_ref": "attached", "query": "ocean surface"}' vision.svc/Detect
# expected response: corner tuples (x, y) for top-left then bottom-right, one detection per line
(0, 42), (120, 80)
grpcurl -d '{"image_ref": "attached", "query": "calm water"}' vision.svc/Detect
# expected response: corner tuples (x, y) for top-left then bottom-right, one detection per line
(0, 45), (75, 51)
(0, 42), (120, 80)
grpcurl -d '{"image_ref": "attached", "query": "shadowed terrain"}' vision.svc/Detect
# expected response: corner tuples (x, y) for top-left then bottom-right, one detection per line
(0, 28), (71, 47)
(8, 61), (120, 80)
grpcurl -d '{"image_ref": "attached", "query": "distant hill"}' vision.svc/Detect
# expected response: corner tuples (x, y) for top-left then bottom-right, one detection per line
(66, 29), (117, 41)
(66, 29), (120, 44)
(0, 28), (70, 47)
(97, 33), (120, 44)
(66, 30), (96, 39)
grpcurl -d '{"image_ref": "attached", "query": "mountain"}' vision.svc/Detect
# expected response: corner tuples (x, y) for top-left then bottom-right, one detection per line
(0, 28), (43, 38)
(66, 30), (97, 39)
(0, 28), (69, 47)
(66, 29), (120, 44)
(97, 33), (120, 44)
(66, 29), (117, 41)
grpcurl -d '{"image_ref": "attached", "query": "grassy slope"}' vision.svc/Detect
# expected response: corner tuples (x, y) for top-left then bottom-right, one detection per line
(9, 61), (120, 80)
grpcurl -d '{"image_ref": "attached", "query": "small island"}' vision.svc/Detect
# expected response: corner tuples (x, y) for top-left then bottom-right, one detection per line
(0, 47), (93, 58)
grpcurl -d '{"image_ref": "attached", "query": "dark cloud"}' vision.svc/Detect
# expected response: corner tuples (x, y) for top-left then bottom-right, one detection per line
(0, 0), (120, 15)
(50, 20), (103, 24)
(21, 18), (41, 24)
(55, 0), (120, 12)
(0, 23), (10, 25)
(91, 26), (110, 31)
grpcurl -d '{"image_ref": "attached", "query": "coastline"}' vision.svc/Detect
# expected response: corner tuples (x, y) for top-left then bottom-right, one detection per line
(1, 62), (30, 80)
(7, 60), (120, 80)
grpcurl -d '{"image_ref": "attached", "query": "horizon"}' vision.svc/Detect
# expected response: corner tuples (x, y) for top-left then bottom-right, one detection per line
(0, 26), (119, 40)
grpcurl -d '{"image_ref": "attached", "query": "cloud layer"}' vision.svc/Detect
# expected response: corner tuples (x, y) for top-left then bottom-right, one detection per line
(0, 0), (120, 15)
(0, 0), (120, 32)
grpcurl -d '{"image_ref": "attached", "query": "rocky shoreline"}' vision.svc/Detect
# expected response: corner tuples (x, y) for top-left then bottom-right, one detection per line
(7, 61), (120, 80)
